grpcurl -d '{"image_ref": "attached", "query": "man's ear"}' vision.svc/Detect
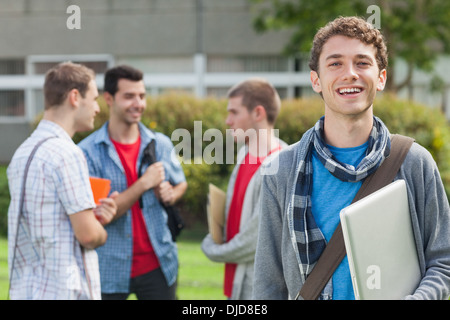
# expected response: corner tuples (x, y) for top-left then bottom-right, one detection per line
(310, 70), (322, 93)
(103, 91), (114, 107)
(377, 69), (387, 91)
(67, 88), (80, 108)
(252, 105), (267, 122)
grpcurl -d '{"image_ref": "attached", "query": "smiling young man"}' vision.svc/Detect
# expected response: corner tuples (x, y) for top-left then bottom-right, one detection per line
(78, 65), (187, 300)
(253, 17), (450, 300)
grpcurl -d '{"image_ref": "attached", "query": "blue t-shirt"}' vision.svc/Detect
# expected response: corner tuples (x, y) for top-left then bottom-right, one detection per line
(311, 141), (368, 300)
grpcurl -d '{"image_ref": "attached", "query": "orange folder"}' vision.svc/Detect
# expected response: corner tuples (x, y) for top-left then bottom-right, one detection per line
(89, 177), (111, 205)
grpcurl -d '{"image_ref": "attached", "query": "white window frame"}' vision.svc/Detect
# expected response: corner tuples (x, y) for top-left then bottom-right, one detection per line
(0, 54), (114, 124)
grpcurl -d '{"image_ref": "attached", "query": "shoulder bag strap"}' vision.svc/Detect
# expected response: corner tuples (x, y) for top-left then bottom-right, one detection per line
(296, 134), (415, 300)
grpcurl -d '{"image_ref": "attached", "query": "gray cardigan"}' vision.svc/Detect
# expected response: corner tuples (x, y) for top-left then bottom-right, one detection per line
(253, 128), (450, 300)
(202, 139), (287, 300)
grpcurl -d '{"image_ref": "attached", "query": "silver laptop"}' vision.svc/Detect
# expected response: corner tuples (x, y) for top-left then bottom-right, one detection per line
(340, 179), (421, 300)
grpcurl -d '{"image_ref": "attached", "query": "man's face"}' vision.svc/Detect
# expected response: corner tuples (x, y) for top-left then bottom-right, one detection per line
(107, 78), (146, 125)
(75, 79), (100, 132)
(226, 96), (257, 143)
(310, 35), (386, 119)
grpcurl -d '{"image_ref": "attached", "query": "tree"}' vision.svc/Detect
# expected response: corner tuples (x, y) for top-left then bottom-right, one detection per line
(250, 0), (450, 93)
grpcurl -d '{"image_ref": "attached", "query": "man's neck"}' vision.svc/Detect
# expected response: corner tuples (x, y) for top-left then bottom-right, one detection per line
(42, 109), (75, 137)
(108, 119), (140, 144)
(247, 127), (279, 158)
(323, 111), (373, 148)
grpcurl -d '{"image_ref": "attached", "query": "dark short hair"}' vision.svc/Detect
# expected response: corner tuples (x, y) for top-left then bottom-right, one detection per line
(104, 65), (143, 96)
(309, 16), (388, 74)
(227, 78), (281, 125)
(44, 61), (95, 109)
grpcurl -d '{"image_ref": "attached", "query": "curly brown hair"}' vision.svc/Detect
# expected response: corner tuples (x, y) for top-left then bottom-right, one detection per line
(308, 16), (388, 74)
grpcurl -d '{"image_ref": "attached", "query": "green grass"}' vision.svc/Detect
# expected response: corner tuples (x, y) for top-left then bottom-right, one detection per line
(177, 234), (225, 300)
(0, 227), (226, 300)
(0, 237), (8, 300)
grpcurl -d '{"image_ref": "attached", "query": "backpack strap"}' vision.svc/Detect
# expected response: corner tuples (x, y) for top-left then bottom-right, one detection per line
(296, 134), (415, 300)
(137, 138), (185, 241)
(138, 139), (156, 208)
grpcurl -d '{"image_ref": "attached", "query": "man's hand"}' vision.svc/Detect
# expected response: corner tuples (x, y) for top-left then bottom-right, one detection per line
(110, 162), (166, 220)
(142, 162), (165, 190)
(94, 191), (119, 225)
(154, 181), (175, 206)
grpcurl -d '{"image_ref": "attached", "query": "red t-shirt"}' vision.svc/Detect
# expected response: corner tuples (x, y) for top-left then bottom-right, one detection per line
(112, 136), (160, 278)
(224, 146), (281, 297)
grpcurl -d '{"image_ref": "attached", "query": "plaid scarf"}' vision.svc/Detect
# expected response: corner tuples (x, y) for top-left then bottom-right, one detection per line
(293, 116), (391, 299)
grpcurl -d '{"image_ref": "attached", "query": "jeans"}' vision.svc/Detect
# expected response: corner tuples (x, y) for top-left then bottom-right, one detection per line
(101, 268), (177, 300)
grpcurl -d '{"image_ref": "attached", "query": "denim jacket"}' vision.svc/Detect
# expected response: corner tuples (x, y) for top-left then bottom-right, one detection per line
(78, 122), (186, 293)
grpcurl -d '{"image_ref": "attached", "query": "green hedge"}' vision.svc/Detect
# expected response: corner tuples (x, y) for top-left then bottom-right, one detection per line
(0, 93), (449, 236)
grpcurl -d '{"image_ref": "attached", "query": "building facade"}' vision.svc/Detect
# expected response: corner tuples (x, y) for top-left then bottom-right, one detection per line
(0, 0), (448, 163)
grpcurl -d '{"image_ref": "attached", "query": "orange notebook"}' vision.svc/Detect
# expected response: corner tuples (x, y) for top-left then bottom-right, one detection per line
(89, 177), (111, 205)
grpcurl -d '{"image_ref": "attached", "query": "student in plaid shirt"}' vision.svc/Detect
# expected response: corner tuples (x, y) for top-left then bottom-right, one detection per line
(7, 62), (117, 300)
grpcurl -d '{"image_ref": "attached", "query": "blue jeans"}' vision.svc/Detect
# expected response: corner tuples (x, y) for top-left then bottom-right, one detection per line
(101, 268), (177, 300)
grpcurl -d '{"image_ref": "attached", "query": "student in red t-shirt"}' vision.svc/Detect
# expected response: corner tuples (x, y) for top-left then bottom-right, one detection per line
(79, 65), (187, 300)
(201, 78), (287, 299)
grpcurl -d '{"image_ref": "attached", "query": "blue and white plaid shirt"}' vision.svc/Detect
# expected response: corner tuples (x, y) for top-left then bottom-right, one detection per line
(78, 122), (186, 293)
(8, 120), (100, 300)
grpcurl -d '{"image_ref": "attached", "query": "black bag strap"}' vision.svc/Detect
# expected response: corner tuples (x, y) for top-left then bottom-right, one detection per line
(138, 139), (156, 208)
(137, 138), (185, 241)
(296, 134), (415, 300)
